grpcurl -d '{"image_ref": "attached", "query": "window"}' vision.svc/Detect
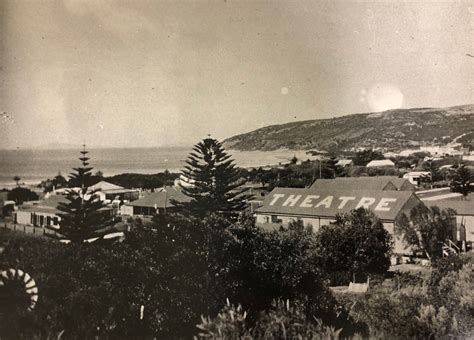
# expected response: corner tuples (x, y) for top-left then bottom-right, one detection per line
(271, 215), (282, 223)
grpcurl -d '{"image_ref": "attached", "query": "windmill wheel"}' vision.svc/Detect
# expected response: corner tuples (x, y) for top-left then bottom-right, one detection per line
(0, 269), (38, 312)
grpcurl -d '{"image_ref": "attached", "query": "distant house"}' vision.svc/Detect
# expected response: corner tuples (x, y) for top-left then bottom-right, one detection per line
(366, 159), (395, 168)
(403, 171), (431, 186)
(336, 159), (353, 167)
(88, 181), (139, 203)
(15, 195), (69, 228)
(121, 186), (190, 216)
(310, 176), (415, 192)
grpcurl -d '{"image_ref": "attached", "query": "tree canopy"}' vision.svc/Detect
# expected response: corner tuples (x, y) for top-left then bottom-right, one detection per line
(7, 187), (39, 204)
(315, 208), (393, 284)
(449, 163), (472, 196)
(395, 203), (456, 260)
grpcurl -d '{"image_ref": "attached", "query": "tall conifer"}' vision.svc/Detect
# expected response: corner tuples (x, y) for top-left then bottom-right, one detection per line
(175, 138), (250, 217)
(47, 146), (114, 243)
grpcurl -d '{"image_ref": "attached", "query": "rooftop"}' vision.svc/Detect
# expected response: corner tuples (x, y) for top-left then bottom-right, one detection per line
(366, 159), (395, 167)
(19, 195), (70, 214)
(309, 176), (414, 192)
(256, 187), (420, 221)
(127, 186), (191, 208)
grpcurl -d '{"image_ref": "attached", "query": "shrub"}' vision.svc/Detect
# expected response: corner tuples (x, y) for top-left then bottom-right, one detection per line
(195, 299), (342, 340)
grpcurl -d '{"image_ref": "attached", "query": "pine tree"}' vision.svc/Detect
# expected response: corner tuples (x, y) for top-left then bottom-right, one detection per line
(47, 146), (114, 243)
(449, 164), (472, 196)
(175, 138), (251, 217)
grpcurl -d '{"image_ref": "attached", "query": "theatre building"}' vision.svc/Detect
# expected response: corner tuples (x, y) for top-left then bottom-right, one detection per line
(255, 187), (422, 255)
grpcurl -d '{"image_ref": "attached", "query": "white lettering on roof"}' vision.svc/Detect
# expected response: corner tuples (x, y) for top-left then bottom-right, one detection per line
(315, 196), (333, 208)
(266, 193), (400, 213)
(375, 198), (397, 211)
(299, 195), (320, 208)
(282, 195), (302, 207)
(338, 196), (356, 209)
(269, 194), (285, 206)
(355, 197), (376, 209)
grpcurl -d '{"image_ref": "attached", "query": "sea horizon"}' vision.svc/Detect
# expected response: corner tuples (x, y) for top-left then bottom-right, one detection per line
(0, 146), (317, 189)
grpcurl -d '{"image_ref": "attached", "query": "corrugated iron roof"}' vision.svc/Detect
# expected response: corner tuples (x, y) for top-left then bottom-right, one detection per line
(127, 186), (191, 208)
(310, 176), (413, 192)
(256, 187), (420, 221)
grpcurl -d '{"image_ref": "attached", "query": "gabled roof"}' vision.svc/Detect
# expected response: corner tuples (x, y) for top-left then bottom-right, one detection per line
(366, 159), (395, 167)
(387, 177), (416, 191)
(256, 187), (420, 221)
(425, 200), (474, 215)
(310, 176), (413, 192)
(19, 195), (70, 214)
(89, 181), (124, 192)
(127, 186), (191, 208)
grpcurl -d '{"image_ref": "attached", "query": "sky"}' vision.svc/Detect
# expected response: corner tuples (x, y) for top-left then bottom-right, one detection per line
(0, 0), (473, 149)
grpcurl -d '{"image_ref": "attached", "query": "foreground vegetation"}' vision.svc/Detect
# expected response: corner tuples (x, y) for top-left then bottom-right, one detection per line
(1, 215), (472, 339)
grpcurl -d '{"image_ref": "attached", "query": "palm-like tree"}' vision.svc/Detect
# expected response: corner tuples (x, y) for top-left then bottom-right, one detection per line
(13, 176), (21, 187)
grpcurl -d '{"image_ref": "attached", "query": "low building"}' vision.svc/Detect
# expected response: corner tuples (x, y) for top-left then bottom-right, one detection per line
(403, 171), (431, 186)
(14, 194), (114, 229)
(255, 186), (422, 255)
(121, 186), (190, 216)
(14, 195), (69, 228)
(89, 181), (139, 203)
(366, 159), (395, 168)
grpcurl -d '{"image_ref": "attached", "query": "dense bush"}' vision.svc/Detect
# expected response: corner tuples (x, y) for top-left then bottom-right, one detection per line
(222, 219), (336, 322)
(7, 187), (39, 204)
(315, 209), (392, 285)
(0, 213), (346, 338)
(343, 253), (473, 339)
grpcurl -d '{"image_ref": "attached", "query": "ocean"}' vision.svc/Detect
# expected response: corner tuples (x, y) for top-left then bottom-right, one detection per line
(0, 147), (317, 188)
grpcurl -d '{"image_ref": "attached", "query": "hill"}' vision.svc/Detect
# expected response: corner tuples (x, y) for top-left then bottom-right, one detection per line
(223, 105), (474, 152)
